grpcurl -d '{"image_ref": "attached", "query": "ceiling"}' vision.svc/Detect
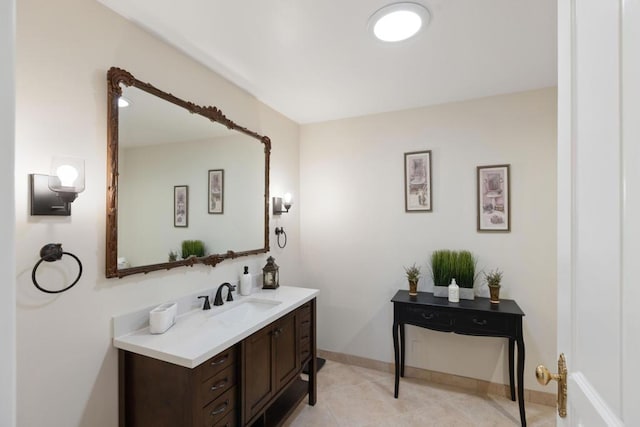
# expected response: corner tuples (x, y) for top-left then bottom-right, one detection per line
(98, 0), (557, 124)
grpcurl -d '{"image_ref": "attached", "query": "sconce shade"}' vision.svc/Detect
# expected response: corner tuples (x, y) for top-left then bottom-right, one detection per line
(283, 193), (292, 210)
(48, 156), (85, 202)
(272, 193), (293, 215)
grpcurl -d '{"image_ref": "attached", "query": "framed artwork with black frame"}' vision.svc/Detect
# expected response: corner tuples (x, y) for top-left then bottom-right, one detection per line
(477, 164), (510, 232)
(174, 185), (188, 227)
(208, 169), (224, 214)
(404, 150), (432, 212)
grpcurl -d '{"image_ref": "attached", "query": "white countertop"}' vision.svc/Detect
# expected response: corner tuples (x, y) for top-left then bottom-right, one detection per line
(113, 286), (319, 368)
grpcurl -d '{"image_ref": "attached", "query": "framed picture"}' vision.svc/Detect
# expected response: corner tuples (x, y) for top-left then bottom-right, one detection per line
(477, 164), (510, 232)
(208, 169), (224, 214)
(404, 150), (432, 212)
(174, 185), (188, 227)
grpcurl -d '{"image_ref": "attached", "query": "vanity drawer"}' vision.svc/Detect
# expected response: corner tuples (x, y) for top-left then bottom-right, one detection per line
(403, 306), (453, 329)
(298, 302), (311, 317)
(298, 303), (312, 363)
(212, 410), (236, 427)
(200, 365), (236, 407)
(198, 346), (236, 381)
(456, 313), (511, 336)
(299, 314), (311, 334)
(300, 336), (311, 361)
(202, 386), (236, 427)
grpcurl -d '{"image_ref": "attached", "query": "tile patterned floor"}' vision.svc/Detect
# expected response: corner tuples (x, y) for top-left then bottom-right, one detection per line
(285, 360), (556, 427)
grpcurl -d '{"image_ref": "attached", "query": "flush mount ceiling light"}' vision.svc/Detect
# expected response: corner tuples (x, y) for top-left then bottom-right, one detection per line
(369, 2), (431, 42)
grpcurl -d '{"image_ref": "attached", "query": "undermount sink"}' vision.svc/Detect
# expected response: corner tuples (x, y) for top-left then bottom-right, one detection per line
(206, 298), (282, 326)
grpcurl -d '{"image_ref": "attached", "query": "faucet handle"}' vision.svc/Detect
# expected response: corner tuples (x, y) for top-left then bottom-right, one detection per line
(198, 295), (211, 310)
(226, 286), (234, 302)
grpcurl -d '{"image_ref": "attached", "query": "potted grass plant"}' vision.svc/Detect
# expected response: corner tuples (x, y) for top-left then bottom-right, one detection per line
(455, 250), (477, 300)
(430, 249), (477, 300)
(484, 268), (503, 303)
(430, 249), (457, 297)
(404, 263), (421, 296)
(181, 240), (205, 259)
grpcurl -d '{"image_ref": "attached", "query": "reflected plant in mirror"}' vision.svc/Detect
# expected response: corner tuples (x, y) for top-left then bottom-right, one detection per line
(106, 67), (271, 278)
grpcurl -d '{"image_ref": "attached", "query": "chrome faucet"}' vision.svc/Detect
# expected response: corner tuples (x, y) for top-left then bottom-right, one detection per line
(213, 282), (236, 306)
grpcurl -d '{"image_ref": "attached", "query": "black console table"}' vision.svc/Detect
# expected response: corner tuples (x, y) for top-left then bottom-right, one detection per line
(391, 290), (526, 426)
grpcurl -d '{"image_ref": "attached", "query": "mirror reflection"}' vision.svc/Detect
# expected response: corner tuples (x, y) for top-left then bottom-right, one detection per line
(106, 67), (270, 278)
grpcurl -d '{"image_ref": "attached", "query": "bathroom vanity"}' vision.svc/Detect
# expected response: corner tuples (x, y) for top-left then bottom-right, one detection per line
(113, 286), (318, 427)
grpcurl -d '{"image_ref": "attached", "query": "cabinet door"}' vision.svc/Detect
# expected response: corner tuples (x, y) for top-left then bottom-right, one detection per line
(274, 311), (299, 390)
(242, 325), (275, 421)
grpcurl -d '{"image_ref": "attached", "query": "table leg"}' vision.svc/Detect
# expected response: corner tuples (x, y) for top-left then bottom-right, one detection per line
(517, 337), (526, 427)
(393, 321), (400, 398)
(400, 323), (405, 377)
(509, 338), (516, 401)
(308, 298), (317, 406)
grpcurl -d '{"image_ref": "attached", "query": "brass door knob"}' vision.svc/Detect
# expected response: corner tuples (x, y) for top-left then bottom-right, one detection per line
(536, 364), (559, 385)
(535, 353), (567, 418)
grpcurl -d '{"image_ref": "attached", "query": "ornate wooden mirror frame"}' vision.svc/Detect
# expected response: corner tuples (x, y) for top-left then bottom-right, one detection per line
(106, 67), (270, 278)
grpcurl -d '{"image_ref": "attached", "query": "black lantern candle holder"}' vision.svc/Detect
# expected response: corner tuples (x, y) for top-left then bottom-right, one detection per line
(262, 256), (279, 289)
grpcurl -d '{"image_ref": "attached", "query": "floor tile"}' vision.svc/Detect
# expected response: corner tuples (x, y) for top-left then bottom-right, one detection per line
(286, 360), (556, 426)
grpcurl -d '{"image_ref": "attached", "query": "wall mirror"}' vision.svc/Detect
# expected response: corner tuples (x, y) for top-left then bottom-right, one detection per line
(106, 67), (270, 278)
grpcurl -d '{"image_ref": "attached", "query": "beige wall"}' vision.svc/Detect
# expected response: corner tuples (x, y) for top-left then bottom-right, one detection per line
(15, 0), (300, 425)
(1, 0), (16, 425)
(299, 88), (557, 392)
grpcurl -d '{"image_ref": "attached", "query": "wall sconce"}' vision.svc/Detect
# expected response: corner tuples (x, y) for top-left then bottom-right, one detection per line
(272, 193), (293, 215)
(30, 156), (85, 216)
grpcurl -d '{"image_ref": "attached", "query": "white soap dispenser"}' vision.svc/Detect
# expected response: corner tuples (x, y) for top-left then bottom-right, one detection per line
(240, 266), (252, 296)
(448, 278), (460, 303)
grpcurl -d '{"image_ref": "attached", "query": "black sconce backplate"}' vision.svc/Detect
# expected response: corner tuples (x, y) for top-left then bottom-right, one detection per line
(30, 174), (71, 216)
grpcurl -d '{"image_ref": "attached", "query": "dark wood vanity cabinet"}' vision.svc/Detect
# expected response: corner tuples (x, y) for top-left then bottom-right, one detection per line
(119, 299), (316, 427)
(241, 301), (314, 426)
(119, 345), (237, 427)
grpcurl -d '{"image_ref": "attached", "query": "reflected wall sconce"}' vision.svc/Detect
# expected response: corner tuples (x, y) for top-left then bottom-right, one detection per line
(30, 156), (85, 216)
(272, 193), (293, 215)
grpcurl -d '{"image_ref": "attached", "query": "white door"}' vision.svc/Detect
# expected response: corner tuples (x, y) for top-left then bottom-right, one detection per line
(554, 0), (640, 425)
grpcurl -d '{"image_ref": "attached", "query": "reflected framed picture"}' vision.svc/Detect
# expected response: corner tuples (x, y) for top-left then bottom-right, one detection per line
(404, 150), (432, 212)
(208, 169), (224, 214)
(174, 185), (188, 228)
(477, 164), (510, 232)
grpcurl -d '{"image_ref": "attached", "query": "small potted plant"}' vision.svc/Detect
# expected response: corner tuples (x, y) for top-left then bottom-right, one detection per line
(484, 268), (503, 303)
(168, 250), (178, 262)
(404, 264), (421, 297)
